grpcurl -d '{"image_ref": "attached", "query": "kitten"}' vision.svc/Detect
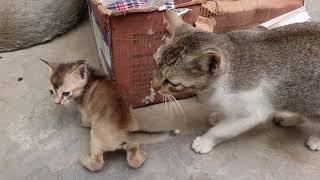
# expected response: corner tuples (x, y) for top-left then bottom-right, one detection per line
(152, 11), (320, 154)
(41, 59), (180, 171)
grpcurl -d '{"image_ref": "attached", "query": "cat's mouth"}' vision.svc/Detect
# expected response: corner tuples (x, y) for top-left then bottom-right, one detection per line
(157, 85), (193, 96)
(152, 78), (194, 95)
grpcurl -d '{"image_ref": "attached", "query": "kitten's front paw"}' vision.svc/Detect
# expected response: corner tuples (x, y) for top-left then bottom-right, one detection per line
(305, 136), (320, 151)
(80, 121), (91, 128)
(192, 136), (215, 154)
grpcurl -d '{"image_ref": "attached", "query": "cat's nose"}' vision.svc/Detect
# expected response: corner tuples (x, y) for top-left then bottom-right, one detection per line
(152, 80), (161, 91)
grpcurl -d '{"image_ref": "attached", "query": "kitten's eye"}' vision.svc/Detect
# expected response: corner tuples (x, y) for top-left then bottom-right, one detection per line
(49, 90), (54, 95)
(62, 91), (70, 96)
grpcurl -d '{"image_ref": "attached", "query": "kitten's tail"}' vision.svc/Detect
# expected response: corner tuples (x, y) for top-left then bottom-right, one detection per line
(128, 129), (180, 145)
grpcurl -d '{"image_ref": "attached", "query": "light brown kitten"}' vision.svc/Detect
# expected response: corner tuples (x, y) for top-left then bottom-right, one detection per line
(41, 59), (179, 172)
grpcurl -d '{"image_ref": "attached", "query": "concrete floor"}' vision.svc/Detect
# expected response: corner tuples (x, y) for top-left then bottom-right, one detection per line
(1, 3), (320, 180)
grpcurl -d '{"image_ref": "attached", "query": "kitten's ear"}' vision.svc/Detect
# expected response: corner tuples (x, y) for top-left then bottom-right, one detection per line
(196, 50), (224, 75)
(40, 59), (54, 74)
(71, 63), (88, 81)
(163, 10), (194, 38)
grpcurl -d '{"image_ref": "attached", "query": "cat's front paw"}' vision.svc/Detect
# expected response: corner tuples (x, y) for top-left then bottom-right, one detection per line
(192, 136), (215, 154)
(305, 136), (320, 151)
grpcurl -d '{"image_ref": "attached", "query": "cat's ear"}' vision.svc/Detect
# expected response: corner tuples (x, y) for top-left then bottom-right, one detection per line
(163, 10), (194, 38)
(196, 50), (224, 75)
(76, 60), (86, 64)
(40, 59), (54, 74)
(71, 63), (88, 81)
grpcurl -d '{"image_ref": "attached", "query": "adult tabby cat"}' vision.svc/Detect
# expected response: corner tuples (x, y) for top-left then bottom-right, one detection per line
(152, 11), (320, 154)
(41, 59), (179, 171)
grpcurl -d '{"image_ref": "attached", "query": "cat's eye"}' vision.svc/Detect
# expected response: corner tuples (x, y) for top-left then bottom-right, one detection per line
(165, 79), (179, 86)
(62, 91), (70, 96)
(49, 90), (54, 95)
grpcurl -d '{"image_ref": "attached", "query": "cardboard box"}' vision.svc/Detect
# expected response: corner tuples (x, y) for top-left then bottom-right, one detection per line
(87, 0), (303, 108)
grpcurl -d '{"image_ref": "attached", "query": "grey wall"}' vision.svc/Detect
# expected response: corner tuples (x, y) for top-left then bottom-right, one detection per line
(0, 0), (86, 52)
(305, 0), (320, 22)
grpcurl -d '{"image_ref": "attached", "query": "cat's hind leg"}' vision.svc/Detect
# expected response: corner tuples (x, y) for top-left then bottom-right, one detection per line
(273, 111), (315, 150)
(123, 142), (146, 168)
(273, 111), (304, 127)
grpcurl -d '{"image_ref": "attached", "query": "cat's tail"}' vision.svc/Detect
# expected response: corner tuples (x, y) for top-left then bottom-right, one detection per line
(128, 129), (180, 145)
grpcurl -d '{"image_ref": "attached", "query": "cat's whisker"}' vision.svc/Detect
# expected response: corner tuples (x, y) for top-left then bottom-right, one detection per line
(167, 95), (176, 117)
(166, 95), (174, 117)
(165, 95), (168, 113)
(170, 95), (186, 122)
(159, 91), (166, 112)
(159, 93), (181, 120)
(171, 95), (184, 116)
(162, 94), (170, 116)
(168, 95), (181, 121)
(162, 95), (167, 112)
(148, 64), (156, 76)
(151, 64), (155, 72)
(168, 95), (182, 122)
(168, 95), (176, 116)
(160, 92), (166, 111)
(162, 95), (164, 108)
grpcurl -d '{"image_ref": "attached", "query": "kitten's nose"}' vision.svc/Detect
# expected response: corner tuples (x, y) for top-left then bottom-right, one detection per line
(54, 98), (61, 104)
(151, 80), (161, 91)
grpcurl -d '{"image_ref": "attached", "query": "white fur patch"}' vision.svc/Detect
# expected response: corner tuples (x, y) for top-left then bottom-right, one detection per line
(306, 136), (320, 151)
(191, 78), (276, 154)
(210, 77), (274, 121)
(192, 136), (215, 154)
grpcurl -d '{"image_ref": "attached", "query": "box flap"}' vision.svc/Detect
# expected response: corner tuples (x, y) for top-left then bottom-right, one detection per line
(91, 0), (205, 16)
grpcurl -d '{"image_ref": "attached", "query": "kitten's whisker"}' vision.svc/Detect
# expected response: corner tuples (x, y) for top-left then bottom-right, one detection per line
(65, 104), (70, 111)
(64, 99), (77, 112)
